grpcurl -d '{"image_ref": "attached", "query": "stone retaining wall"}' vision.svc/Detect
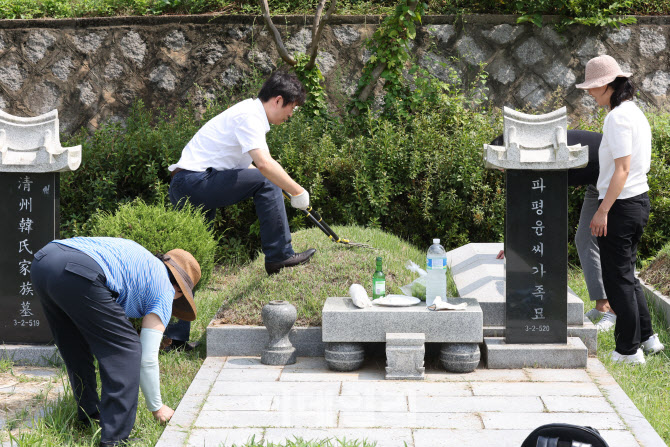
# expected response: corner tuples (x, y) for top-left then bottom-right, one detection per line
(0, 14), (668, 133)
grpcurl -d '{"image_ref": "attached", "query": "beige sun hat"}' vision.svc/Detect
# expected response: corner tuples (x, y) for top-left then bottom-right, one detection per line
(576, 55), (632, 89)
(162, 249), (201, 322)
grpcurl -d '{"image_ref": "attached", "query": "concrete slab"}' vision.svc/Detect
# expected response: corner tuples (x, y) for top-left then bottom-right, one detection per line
(540, 395), (615, 413)
(195, 410), (338, 428)
(408, 396), (543, 413)
(424, 368), (528, 382)
(187, 428), (263, 447)
(483, 323), (598, 355)
(210, 381), (341, 396)
(338, 411), (482, 429)
(481, 412), (626, 430)
(639, 277), (670, 330)
(264, 428), (413, 447)
(216, 368), (281, 382)
(471, 381), (602, 397)
(207, 326), (324, 357)
(340, 381), (472, 397)
(0, 344), (62, 366)
(271, 394), (408, 412)
(525, 368), (591, 382)
(201, 395), (274, 412)
(322, 297), (482, 343)
(413, 429), (529, 447)
(154, 427), (189, 447)
(484, 337), (588, 368)
(279, 369), (384, 382)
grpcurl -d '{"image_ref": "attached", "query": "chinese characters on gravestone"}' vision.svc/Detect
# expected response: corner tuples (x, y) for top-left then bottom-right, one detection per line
(483, 107), (587, 344)
(0, 109), (81, 344)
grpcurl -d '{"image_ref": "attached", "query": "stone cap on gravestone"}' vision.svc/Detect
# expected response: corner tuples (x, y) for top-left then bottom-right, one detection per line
(0, 110), (81, 173)
(483, 106), (588, 171)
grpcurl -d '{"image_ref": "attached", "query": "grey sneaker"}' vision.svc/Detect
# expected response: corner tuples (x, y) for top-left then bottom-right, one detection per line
(585, 308), (603, 322)
(611, 348), (645, 365)
(595, 311), (616, 332)
(641, 334), (665, 355)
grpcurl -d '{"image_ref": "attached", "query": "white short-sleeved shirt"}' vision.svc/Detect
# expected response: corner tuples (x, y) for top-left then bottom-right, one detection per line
(597, 101), (652, 200)
(169, 98), (271, 172)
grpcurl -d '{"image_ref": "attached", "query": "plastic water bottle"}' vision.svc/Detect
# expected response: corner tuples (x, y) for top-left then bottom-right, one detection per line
(426, 238), (447, 307)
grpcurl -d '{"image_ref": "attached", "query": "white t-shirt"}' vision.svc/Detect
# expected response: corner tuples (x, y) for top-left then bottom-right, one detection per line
(169, 98), (271, 172)
(597, 101), (651, 200)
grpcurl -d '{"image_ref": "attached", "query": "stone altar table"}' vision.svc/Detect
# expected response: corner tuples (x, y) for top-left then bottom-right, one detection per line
(322, 297), (483, 379)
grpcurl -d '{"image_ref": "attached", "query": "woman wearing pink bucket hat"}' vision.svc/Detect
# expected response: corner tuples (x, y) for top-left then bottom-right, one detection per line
(576, 55), (664, 365)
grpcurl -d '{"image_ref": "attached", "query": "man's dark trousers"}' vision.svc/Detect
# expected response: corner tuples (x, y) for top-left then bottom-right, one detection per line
(31, 242), (141, 445)
(169, 167), (294, 262)
(597, 192), (653, 355)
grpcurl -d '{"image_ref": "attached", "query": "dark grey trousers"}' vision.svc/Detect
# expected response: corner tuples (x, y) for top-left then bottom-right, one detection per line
(31, 242), (141, 445)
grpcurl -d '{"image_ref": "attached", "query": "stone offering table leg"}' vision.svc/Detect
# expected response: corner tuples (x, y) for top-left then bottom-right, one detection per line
(440, 343), (480, 373)
(324, 342), (365, 371)
(385, 333), (425, 380)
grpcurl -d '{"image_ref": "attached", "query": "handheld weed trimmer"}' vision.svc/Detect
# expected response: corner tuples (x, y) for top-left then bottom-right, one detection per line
(283, 191), (373, 249)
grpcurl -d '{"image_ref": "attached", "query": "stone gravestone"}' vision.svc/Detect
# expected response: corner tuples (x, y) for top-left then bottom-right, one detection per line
(0, 109), (81, 344)
(484, 107), (587, 344)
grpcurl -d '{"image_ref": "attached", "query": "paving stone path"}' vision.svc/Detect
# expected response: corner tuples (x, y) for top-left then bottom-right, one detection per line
(156, 357), (666, 447)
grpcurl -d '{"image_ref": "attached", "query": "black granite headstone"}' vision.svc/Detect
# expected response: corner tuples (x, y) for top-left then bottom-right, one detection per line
(0, 173), (59, 344)
(505, 170), (567, 344)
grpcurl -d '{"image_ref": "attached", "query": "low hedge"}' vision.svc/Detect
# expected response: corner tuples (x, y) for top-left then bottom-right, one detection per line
(86, 199), (218, 290)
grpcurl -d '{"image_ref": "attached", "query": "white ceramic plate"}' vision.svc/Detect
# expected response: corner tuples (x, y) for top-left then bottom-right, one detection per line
(372, 295), (421, 307)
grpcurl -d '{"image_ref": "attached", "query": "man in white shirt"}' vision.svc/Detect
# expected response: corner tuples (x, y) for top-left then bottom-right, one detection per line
(168, 70), (316, 276)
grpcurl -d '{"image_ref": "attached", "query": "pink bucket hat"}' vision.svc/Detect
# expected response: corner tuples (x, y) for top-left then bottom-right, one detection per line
(576, 55), (632, 89)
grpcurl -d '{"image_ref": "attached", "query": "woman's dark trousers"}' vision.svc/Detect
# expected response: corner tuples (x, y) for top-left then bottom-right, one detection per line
(597, 193), (653, 355)
(30, 243), (141, 446)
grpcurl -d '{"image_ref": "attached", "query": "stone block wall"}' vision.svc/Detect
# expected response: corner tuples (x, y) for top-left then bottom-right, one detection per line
(0, 14), (668, 134)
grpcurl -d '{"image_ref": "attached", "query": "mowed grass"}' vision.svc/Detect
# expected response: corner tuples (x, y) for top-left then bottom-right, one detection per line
(213, 225), (458, 327)
(569, 269), (670, 445)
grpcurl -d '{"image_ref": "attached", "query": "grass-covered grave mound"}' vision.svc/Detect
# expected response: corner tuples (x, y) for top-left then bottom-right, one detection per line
(640, 241), (670, 297)
(212, 225), (459, 327)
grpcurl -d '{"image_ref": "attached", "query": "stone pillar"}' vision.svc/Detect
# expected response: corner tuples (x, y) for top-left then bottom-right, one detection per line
(483, 107), (587, 344)
(385, 333), (425, 380)
(0, 109), (81, 344)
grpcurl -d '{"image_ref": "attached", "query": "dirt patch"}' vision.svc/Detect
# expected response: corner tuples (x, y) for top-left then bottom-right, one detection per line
(640, 253), (670, 296)
(0, 366), (64, 440)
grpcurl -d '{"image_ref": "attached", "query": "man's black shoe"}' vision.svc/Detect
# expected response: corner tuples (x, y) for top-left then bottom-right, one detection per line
(265, 249), (316, 275)
(100, 438), (140, 446)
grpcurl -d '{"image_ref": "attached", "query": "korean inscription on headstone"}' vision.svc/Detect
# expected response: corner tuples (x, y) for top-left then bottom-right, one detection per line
(0, 174), (59, 342)
(0, 109), (81, 344)
(505, 171), (567, 343)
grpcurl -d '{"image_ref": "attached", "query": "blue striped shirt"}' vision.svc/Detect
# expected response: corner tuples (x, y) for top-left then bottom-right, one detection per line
(54, 237), (174, 327)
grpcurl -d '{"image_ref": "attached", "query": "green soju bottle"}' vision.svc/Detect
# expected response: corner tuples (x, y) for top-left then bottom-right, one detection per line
(372, 257), (386, 300)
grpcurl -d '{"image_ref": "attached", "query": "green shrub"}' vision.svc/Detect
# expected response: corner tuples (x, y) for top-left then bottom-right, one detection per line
(86, 199), (219, 290)
(60, 101), (204, 237)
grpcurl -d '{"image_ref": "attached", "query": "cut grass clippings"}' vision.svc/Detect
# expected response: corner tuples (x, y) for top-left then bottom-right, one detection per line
(212, 225), (458, 327)
(569, 269), (670, 445)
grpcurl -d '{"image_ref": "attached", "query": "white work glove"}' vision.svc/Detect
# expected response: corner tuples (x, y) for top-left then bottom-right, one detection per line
(290, 190), (310, 210)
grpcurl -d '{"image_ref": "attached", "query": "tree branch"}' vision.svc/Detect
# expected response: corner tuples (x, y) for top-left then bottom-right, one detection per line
(351, 0), (419, 114)
(259, 0), (296, 66)
(306, 0), (337, 70)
